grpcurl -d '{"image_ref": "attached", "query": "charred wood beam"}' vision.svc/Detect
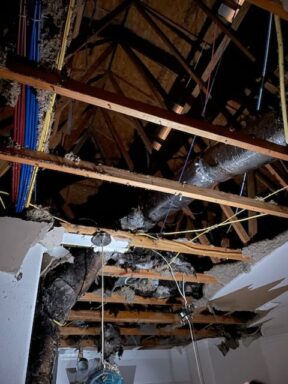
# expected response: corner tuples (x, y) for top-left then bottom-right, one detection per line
(1, 147), (288, 218)
(1, 61), (288, 160)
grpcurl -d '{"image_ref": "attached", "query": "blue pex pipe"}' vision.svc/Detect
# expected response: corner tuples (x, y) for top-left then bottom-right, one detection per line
(16, 0), (41, 212)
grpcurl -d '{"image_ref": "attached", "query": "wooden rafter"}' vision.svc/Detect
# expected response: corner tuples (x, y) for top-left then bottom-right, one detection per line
(101, 265), (217, 285)
(108, 72), (153, 154)
(133, 1), (208, 95)
(79, 292), (190, 306)
(59, 326), (216, 338)
(1, 62), (288, 160)
(247, 0), (288, 21)
(68, 309), (246, 325)
(195, 0), (255, 62)
(62, 223), (248, 262)
(1, 147), (288, 218)
(100, 109), (134, 171)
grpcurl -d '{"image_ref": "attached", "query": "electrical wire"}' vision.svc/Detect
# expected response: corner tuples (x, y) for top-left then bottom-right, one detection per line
(101, 245), (105, 366)
(151, 249), (205, 384)
(159, 184), (288, 238)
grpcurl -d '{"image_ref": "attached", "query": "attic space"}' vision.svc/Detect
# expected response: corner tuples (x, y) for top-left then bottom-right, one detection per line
(0, 1), (288, 383)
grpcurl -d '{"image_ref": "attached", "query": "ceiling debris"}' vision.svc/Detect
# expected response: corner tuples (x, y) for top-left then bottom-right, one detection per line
(0, 0), (288, 381)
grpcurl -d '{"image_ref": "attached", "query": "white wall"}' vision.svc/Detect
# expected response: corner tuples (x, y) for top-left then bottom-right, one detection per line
(0, 244), (44, 384)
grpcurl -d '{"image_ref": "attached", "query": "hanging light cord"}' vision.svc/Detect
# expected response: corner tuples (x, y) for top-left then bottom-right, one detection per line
(101, 245), (105, 366)
(152, 250), (205, 384)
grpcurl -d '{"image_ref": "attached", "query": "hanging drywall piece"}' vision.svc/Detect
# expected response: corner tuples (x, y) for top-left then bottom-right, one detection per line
(0, 217), (51, 274)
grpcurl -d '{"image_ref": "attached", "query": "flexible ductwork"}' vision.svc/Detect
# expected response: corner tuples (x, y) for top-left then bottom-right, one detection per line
(124, 113), (286, 229)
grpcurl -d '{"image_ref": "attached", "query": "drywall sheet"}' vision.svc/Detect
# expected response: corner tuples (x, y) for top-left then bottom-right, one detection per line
(0, 217), (51, 273)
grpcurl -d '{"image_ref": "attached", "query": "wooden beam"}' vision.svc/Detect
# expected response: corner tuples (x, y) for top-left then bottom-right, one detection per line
(192, 2), (250, 98)
(247, 0), (288, 21)
(68, 309), (246, 325)
(108, 72), (153, 154)
(100, 109), (134, 171)
(2, 147), (288, 218)
(195, 0), (255, 62)
(220, 203), (251, 244)
(265, 163), (288, 188)
(79, 291), (189, 306)
(133, 1), (208, 94)
(63, 223), (248, 261)
(247, 171), (258, 237)
(1, 62), (288, 160)
(59, 326), (216, 338)
(101, 265), (217, 285)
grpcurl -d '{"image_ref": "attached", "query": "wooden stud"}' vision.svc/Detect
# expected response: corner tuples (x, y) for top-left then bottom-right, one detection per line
(1, 147), (288, 218)
(1, 62), (288, 160)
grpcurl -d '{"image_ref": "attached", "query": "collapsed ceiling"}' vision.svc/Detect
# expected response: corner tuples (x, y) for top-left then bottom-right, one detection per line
(0, 0), (288, 382)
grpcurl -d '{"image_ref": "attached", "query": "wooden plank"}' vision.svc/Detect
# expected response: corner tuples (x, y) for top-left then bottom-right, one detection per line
(1, 62), (288, 160)
(195, 0), (255, 62)
(247, 171), (258, 237)
(265, 163), (288, 188)
(247, 0), (288, 21)
(68, 309), (246, 325)
(220, 204), (251, 244)
(63, 223), (248, 261)
(2, 147), (288, 218)
(79, 292), (188, 306)
(59, 326), (216, 338)
(101, 265), (217, 285)
(192, 2), (250, 98)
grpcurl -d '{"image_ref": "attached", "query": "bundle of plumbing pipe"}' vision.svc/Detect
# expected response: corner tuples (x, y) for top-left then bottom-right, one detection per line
(12, 0), (41, 212)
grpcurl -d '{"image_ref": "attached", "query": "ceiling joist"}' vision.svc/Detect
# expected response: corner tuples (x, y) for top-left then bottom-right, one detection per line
(1, 147), (288, 218)
(0, 62), (288, 160)
(62, 223), (248, 261)
(68, 309), (246, 325)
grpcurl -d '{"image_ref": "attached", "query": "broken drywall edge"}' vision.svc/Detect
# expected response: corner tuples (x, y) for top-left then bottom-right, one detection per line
(61, 233), (130, 253)
(0, 217), (52, 274)
(242, 229), (288, 261)
(200, 230), (288, 309)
